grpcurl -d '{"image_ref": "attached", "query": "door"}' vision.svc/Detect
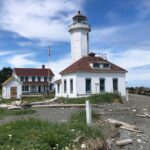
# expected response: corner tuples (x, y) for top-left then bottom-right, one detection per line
(11, 87), (17, 99)
(38, 86), (41, 93)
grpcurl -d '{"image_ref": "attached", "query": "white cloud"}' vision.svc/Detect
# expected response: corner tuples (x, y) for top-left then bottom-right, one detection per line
(0, 50), (14, 56)
(0, 0), (83, 42)
(47, 54), (71, 80)
(5, 53), (40, 68)
(3, 51), (71, 80)
(90, 21), (150, 49)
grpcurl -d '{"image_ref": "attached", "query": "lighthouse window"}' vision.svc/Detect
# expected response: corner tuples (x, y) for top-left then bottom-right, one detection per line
(93, 63), (110, 69)
(93, 63), (99, 68)
(103, 63), (110, 68)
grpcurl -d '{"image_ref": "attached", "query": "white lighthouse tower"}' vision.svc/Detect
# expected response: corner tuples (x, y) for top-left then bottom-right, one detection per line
(68, 11), (91, 63)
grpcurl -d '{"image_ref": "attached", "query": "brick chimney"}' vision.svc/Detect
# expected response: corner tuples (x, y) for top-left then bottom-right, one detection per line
(42, 65), (45, 69)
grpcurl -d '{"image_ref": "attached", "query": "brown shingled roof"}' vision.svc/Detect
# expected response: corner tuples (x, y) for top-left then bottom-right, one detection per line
(60, 56), (127, 75)
(14, 68), (54, 76)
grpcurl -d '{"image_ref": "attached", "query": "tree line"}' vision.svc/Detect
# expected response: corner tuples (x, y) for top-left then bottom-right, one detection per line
(0, 67), (13, 89)
(128, 87), (150, 96)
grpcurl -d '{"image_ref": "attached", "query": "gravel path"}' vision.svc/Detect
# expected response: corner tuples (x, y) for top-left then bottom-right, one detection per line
(0, 94), (150, 149)
(0, 107), (81, 125)
(98, 94), (150, 150)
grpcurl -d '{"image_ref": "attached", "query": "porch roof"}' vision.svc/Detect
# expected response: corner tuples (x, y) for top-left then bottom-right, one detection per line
(23, 81), (49, 85)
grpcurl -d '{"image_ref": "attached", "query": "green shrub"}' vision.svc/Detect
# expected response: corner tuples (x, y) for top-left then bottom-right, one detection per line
(61, 93), (122, 104)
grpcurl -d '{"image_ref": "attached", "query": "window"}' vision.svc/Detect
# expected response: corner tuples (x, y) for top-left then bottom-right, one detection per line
(64, 80), (67, 93)
(70, 79), (73, 93)
(44, 77), (47, 82)
(85, 78), (91, 93)
(20, 76), (24, 82)
(93, 63), (110, 69)
(103, 63), (110, 68)
(25, 76), (28, 82)
(100, 78), (105, 92)
(93, 63), (99, 68)
(38, 76), (41, 82)
(32, 76), (35, 82)
(57, 83), (60, 93)
(48, 77), (51, 82)
(113, 78), (118, 92)
(22, 86), (29, 91)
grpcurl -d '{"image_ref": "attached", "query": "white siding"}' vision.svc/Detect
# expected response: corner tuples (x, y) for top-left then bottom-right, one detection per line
(55, 82), (62, 97)
(69, 23), (90, 63)
(55, 74), (77, 98)
(2, 78), (22, 99)
(55, 72), (126, 98)
(76, 72), (126, 97)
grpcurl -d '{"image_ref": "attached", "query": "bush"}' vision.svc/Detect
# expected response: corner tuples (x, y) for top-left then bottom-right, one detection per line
(61, 93), (122, 104)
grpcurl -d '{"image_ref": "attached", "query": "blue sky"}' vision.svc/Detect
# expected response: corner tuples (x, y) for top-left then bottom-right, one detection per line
(0, 0), (150, 87)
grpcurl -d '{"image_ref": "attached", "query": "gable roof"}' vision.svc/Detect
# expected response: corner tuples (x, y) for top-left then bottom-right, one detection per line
(60, 56), (127, 75)
(14, 68), (54, 77)
(2, 76), (20, 86)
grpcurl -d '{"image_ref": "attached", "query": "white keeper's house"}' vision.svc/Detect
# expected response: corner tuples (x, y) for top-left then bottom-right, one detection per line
(2, 65), (54, 99)
(55, 11), (127, 98)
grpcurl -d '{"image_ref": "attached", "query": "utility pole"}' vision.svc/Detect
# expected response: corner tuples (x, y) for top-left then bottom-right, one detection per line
(48, 44), (51, 94)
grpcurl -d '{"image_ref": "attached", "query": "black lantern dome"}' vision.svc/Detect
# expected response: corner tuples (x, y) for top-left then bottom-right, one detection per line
(73, 11), (87, 24)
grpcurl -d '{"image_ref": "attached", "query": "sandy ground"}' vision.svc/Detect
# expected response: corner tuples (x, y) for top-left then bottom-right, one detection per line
(0, 94), (150, 149)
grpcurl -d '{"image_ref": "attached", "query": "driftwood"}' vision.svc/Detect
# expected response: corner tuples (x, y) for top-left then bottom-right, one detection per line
(120, 126), (142, 133)
(8, 105), (22, 110)
(136, 112), (150, 118)
(106, 119), (141, 133)
(0, 104), (11, 108)
(32, 104), (98, 108)
(115, 139), (133, 146)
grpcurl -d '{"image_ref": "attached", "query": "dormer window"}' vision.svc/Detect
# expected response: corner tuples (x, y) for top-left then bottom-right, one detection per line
(93, 63), (110, 69)
(93, 63), (99, 68)
(103, 63), (110, 68)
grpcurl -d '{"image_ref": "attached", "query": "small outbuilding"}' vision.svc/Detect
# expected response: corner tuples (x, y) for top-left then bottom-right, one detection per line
(2, 75), (22, 99)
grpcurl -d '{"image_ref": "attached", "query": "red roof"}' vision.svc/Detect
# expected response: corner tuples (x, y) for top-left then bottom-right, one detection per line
(60, 56), (127, 75)
(14, 68), (54, 76)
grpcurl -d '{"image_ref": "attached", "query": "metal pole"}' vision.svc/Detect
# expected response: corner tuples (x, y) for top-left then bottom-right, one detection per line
(126, 89), (129, 101)
(86, 100), (92, 126)
(48, 45), (51, 93)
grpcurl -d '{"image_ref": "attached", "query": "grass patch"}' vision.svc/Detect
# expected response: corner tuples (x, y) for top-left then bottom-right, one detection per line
(0, 111), (106, 149)
(60, 93), (122, 104)
(0, 93), (55, 104)
(0, 109), (36, 119)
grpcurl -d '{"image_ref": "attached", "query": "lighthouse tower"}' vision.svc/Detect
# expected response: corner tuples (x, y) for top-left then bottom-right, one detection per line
(68, 11), (91, 63)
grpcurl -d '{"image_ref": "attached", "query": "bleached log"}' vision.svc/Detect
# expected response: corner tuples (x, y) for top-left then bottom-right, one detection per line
(136, 113), (150, 118)
(8, 105), (22, 110)
(32, 104), (98, 108)
(144, 112), (150, 118)
(106, 119), (137, 129)
(136, 114), (147, 117)
(116, 139), (133, 146)
(0, 104), (9, 108)
(106, 119), (141, 133)
(120, 126), (142, 133)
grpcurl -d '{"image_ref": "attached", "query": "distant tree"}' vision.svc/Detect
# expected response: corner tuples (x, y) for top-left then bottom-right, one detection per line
(0, 67), (13, 88)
